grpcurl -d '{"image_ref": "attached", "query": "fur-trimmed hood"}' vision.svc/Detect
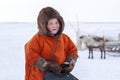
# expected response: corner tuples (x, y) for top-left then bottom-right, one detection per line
(37, 7), (65, 38)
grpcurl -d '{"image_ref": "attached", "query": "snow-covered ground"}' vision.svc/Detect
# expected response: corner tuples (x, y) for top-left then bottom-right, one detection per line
(72, 50), (120, 80)
(0, 22), (120, 80)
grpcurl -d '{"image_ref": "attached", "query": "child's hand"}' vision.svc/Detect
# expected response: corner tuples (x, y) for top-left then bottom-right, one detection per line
(61, 60), (75, 73)
(47, 61), (62, 75)
(61, 62), (70, 68)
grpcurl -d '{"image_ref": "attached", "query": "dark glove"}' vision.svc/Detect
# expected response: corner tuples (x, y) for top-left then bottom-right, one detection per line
(61, 60), (75, 73)
(34, 57), (48, 71)
(34, 57), (62, 75)
(61, 55), (78, 73)
(47, 61), (62, 75)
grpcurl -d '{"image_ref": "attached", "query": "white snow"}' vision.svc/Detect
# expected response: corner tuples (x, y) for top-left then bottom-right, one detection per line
(0, 22), (120, 80)
(72, 51), (120, 80)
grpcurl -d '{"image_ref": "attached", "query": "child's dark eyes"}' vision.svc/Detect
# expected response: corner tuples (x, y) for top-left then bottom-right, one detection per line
(49, 22), (59, 25)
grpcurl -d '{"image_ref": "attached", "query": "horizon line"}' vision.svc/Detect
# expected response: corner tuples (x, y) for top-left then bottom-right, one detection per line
(1, 21), (120, 24)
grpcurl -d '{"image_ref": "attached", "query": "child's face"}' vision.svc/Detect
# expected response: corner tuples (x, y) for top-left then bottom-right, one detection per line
(47, 18), (60, 35)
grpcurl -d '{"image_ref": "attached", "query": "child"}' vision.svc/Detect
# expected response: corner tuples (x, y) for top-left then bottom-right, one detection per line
(24, 6), (78, 80)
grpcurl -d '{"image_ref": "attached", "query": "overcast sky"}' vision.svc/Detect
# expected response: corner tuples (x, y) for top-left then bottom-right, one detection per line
(0, 0), (120, 22)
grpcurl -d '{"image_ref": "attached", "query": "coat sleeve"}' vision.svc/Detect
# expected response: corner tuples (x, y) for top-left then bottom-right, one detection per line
(63, 34), (78, 57)
(24, 35), (43, 66)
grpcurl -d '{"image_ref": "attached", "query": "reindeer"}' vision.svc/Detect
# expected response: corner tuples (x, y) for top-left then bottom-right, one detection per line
(80, 35), (106, 59)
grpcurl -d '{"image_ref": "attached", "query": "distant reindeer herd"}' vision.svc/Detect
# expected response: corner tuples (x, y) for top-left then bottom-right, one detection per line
(79, 34), (120, 59)
(69, 21), (120, 59)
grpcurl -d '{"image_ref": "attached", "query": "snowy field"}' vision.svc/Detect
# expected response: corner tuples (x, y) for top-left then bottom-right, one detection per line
(0, 22), (120, 80)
